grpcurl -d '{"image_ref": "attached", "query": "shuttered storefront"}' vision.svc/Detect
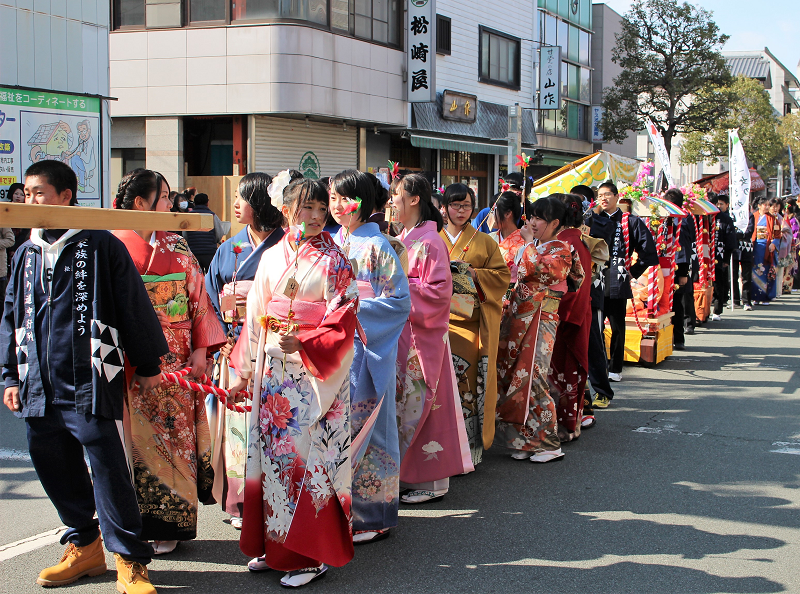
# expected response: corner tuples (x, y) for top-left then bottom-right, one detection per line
(252, 116), (358, 179)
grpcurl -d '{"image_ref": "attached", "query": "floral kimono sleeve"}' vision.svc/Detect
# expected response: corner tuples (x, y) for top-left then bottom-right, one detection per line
(518, 243), (572, 289)
(407, 236), (452, 330)
(297, 252), (359, 382)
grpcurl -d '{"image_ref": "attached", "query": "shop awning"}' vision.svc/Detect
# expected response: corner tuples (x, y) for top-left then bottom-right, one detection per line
(694, 168), (766, 193)
(411, 93), (538, 146)
(409, 134), (508, 155)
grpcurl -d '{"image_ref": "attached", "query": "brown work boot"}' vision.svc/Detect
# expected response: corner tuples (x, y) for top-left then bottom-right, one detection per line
(36, 535), (107, 587)
(115, 553), (157, 594)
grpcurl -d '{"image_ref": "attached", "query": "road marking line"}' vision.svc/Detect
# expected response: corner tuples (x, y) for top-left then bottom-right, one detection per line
(633, 427), (703, 437)
(398, 509), (478, 518)
(770, 442), (800, 455)
(0, 527), (67, 562)
(0, 448), (31, 462)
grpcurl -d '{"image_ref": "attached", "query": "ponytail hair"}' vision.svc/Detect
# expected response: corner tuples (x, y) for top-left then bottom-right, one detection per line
(392, 172), (443, 231)
(552, 193), (583, 229)
(115, 168), (169, 211)
(495, 191), (522, 228)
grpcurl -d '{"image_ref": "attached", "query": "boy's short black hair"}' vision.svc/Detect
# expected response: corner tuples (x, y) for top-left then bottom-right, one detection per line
(25, 160), (78, 205)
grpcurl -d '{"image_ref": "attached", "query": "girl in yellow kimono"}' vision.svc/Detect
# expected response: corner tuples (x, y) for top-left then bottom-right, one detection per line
(495, 196), (584, 463)
(439, 184), (510, 465)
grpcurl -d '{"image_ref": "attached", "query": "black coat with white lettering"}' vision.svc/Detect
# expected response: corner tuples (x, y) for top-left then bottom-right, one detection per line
(1, 230), (168, 420)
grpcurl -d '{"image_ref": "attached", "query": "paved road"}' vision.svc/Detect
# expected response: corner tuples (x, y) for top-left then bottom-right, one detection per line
(2, 296), (800, 593)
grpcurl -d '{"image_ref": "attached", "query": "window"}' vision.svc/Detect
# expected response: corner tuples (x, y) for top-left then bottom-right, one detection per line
(436, 15), (451, 55)
(557, 18), (568, 57)
(579, 29), (590, 66)
(232, 0), (327, 25)
(190, 0), (226, 22)
(479, 27), (521, 89)
(114, 0), (144, 27)
(543, 13), (556, 46)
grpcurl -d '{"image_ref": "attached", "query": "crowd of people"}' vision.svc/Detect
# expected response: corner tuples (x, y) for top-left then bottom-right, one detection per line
(1, 159), (798, 593)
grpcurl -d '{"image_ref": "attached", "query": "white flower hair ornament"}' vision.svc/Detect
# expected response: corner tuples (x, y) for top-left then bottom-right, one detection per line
(268, 170), (292, 208)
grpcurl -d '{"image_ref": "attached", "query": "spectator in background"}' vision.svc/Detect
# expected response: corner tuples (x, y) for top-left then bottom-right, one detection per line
(5, 183), (30, 279)
(0, 227), (13, 297)
(172, 192), (190, 213)
(709, 194), (738, 321)
(183, 193), (225, 273)
(473, 172), (524, 234)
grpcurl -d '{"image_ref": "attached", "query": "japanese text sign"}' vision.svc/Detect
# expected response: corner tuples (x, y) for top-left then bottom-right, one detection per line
(538, 46), (561, 110)
(408, 0), (436, 103)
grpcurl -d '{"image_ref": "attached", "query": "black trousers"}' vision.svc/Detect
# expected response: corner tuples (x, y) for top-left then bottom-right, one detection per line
(712, 264), (730, 315)
(587, 306), (614, 400)
(731, 256), (753, 306)
(672, 284), (687, 345)
(26, 406), (153, 563)
(603, 296), (627, 374)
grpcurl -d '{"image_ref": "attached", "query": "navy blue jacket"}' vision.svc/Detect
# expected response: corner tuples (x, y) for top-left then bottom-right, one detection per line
(1, 230), (168, 420)
(588, 209), (659, 301)
(675, 216), (697, 281)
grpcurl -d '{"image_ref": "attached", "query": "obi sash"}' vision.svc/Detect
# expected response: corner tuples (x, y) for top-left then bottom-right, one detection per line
(356, 280), (376, 300)
(264, 293), (327, 334)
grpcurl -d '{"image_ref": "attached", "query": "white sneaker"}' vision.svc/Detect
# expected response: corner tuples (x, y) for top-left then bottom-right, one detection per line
(710, 314), (721, 321)
(230, 516), (243, 530)
(608, 372), (622, 382)
(743, 304), (753, 311)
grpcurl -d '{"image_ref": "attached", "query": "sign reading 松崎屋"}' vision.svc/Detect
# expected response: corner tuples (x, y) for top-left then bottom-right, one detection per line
(408, 0), (436, 103)
(0, 88), (101, 206)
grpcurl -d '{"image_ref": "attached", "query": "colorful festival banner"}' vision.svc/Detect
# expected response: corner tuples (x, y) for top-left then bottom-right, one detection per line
(529, 151), (640, 198)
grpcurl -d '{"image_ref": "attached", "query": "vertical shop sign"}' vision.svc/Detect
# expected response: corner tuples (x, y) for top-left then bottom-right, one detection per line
(408, 0), (436, 102)
(538, 46), (561, 110)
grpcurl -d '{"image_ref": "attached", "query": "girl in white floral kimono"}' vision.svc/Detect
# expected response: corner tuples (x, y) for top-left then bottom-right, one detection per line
(229, 179), (359, 587)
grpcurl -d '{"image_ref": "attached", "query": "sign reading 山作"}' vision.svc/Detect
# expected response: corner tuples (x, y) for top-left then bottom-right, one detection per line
(0, 88), (101, 206)
(538, 46), (561, 110)
(408, 0), (436, 103)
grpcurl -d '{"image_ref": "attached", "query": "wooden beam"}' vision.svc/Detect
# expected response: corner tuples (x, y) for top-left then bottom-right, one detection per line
(1, 203), (214, 231)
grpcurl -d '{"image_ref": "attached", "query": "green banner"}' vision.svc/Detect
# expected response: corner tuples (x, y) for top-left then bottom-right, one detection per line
(0, 90), (100, 113)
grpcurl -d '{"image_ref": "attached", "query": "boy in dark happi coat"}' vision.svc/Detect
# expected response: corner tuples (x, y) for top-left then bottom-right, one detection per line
(1, 161), (167, 594)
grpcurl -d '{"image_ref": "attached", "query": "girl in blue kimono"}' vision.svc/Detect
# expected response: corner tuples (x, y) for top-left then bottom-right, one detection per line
(329, 170), (411, 544)
(205, 172), (285, 531)
(752, 198), (781, 305)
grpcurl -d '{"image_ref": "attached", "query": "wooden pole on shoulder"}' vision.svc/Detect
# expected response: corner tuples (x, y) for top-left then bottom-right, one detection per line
(1, 203), (214, 231)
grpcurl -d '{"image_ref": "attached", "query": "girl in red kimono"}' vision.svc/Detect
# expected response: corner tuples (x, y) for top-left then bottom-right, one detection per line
(391, 173), (473, 504)
(228, 179), (359, 588)
(495, 197), (584, 463)
(489, 191), (526, 301)
(548, 194), (592, 443)
(113, 169), (226, 554)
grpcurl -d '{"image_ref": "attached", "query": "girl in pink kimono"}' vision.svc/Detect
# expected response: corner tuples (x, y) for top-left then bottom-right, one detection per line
(390, 173), (473, 504)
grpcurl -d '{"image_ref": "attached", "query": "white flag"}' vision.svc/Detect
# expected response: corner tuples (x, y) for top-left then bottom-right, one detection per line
(789, 147), (800, 196)
(729, 129), (751, 233)
(645, 118), (675, 189)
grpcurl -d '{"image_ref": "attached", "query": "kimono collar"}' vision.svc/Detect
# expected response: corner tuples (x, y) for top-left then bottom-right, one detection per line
(114, 230), (170, 275)
(401, 220), (438, 242)
(350, 222), (381, 238)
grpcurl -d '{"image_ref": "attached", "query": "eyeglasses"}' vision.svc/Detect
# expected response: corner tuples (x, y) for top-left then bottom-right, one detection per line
(448, 203), (473, 212)
(597, 192), (616, 199)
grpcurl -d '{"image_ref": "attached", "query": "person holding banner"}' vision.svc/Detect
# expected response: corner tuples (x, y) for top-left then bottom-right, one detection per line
(710, 194), (738, 320)
(2, 161), (167, 594)
(731, 204), (755, 310)
(329, 170), (411, 544)
(587, 182), (658, 385)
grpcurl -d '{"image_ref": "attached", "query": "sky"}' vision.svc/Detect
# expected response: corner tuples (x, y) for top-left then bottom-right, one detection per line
(601, 0), (799, 76)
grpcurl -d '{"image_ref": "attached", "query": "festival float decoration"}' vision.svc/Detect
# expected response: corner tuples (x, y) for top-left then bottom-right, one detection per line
(681, 184), (720, 323)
